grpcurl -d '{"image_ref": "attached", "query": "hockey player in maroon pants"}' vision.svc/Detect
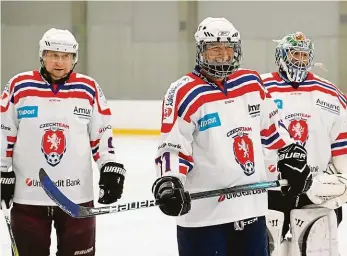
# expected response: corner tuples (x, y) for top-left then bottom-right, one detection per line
(0, 28), (126, 256)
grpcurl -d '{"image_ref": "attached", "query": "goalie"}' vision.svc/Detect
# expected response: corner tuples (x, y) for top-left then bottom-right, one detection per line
(261, 32), (347, 256)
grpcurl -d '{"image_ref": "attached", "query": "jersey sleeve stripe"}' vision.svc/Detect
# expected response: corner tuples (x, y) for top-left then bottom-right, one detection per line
(260, 124), (287, 149)
(331, 132), (347, 156)
(261, 132), (280, 145)
(6, 136), (16, 158)
(332, 149), (347, 157)
(260, 124), (277, 137)
(265, 139), (286, 150)
(335, 132), (347, 140)
(179, 159), (194, 175)
(178, 152), (194, 175)
(90, 139), (100, 148)
(90, 140), (101, 161)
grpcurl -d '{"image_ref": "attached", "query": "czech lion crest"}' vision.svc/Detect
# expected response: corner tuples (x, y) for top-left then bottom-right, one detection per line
(41, 127), (66, 167)
(288, 118), (309, 146)
(232, 131), (255, 176)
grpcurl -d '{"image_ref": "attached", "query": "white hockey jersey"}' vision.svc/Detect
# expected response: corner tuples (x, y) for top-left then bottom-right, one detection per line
(0, 70), (117, 206)
(155, 68), (293, 228)
(261, 72), (347, 182)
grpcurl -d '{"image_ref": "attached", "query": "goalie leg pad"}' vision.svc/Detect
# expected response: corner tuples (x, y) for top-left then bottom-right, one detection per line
(289, 205), (338, 256)
(266, 210), (288, 256)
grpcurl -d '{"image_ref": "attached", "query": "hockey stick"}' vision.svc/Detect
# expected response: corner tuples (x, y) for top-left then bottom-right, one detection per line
(1, 201), (19, 256)
(39, 168), (288, 218)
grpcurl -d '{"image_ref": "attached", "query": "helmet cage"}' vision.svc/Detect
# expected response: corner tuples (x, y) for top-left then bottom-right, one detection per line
(275, 36), (314, 83)
(196, 39), (242, 79)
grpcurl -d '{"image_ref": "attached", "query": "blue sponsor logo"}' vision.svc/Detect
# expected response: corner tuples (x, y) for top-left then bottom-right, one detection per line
(274, 99), (283, 109)
(198, 113), (221, 131)
(17, 106), (38, 119)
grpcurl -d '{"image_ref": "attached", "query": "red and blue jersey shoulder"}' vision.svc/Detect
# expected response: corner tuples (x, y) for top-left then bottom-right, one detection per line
(261, 72), (347, 109)
(260, 72), (283, 88)
(68, 73), (111, 115)
(307, 73), (347, 109)
(161, 72), (203, 130)
(4, 70), (45, 105)
(226, 68), (267, 98)
(162, 69), (266, 126)
(65, 72), (98, 104)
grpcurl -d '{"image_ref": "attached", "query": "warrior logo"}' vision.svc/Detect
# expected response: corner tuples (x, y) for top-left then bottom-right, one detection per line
(41, 127), (67, 167)
(228, 127), (255, 176)
(285, 113), (310, 146)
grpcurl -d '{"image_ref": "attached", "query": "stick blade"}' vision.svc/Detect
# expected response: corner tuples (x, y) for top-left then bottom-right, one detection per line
(39, 168), (80, 217)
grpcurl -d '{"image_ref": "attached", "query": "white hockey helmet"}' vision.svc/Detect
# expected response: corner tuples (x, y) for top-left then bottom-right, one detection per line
(39, 28), (79, 65)
(194, 17), (242, 78)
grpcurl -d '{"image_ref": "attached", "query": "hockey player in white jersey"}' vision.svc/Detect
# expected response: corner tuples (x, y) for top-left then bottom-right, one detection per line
(261, 32), (347, 256)
(151, 17), (313, 256)
(0, 28), (126, 256)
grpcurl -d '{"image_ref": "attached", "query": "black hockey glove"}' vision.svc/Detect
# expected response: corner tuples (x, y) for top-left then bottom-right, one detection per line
(98, 162), (126, 204)
(152, 176), (191, 216)
(277, 143), (312, 197)
(0, 171), (16, 209)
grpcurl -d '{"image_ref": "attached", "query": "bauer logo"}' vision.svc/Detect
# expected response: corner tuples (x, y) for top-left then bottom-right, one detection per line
(17, 106), (38, 119)
(198, 113), (221, 131)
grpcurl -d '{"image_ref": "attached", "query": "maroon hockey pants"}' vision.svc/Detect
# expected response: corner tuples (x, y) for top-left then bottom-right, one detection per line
(10, 201), (96, 256)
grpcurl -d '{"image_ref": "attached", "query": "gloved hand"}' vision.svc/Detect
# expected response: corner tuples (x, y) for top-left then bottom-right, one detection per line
(277, 143), (312, 197)
(98, 162), (125, 204)
(152, 176), (191, 216)
(1, 171), (16, 209)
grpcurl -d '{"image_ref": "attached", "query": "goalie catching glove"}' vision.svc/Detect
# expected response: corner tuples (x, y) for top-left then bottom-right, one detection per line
(277, 143), (312, 197)
(306, 163), (347, 209)
(98, 162), (126, 204)
(152, 176), (191, 216)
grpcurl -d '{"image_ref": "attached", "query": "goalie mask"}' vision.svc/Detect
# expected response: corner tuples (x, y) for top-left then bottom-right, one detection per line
(195, 17), (242, 79)
(275, 32), (314, 83)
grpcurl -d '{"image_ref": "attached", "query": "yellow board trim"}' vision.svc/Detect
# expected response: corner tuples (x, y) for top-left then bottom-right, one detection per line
(112, 128), (160, 136)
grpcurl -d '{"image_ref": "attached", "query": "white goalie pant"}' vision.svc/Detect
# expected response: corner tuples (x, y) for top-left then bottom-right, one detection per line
(267, 206), (339, 256)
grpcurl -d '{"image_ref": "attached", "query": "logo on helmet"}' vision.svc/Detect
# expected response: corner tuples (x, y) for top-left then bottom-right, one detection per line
(294, 32), (306, 41)
(218, 31), (230, 36)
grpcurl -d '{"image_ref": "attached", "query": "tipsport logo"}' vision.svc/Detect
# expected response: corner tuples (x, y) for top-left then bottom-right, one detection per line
(198, 113), (221, 131)
(17, 106), (38, 119)
(25, 178), (80, 188)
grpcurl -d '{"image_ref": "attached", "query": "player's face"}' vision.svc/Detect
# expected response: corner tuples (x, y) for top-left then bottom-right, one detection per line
(204, 43), (234, 64)
(43, 51), (74, 80)
(288, 50), (309, 67)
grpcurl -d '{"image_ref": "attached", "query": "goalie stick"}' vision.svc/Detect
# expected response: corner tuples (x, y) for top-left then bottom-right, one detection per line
(39, 168), (288, 218)
(1, 201), (19, 256)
